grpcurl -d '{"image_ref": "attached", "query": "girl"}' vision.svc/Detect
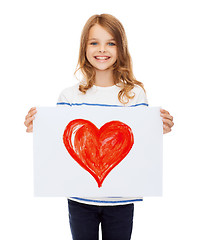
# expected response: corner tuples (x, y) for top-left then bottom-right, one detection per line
(24, 14), (174, 240)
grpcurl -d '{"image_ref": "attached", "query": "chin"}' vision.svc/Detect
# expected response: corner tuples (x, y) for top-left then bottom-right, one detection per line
(94, 63), (115, 71)
(95, 66), (112, 71)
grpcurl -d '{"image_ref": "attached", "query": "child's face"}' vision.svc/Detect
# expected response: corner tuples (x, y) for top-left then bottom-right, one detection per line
(86, 24), (117, 72)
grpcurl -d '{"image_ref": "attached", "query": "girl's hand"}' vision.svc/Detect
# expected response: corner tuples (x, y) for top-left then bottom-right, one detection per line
(160, 109), (174, 134)
(24, 107), (37, 132)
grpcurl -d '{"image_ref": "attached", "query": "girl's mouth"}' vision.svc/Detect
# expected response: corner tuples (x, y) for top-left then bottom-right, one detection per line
(94, 56), (111, 61)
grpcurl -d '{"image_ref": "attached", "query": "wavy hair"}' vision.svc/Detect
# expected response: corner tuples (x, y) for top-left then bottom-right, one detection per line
(75, 13), (146, 104)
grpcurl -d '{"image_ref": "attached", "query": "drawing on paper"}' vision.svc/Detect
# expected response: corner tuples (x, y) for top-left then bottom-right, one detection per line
(63, 119), (134, 187)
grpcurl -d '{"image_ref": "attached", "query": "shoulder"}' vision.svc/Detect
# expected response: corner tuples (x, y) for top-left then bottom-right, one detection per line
(129, 85), (148, 105)
(131, 85), (145, 94)
(57, 82), (82, 104)
(60, 82), (80, 95)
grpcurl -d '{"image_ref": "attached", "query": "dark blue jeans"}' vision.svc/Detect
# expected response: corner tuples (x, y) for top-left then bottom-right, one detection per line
(68, 199), (134, 240)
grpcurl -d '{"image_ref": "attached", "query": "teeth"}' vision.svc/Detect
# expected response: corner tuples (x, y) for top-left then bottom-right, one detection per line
(95, 57), (109, 60)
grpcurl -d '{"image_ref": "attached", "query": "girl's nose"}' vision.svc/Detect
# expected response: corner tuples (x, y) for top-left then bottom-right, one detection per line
(98, 45), (106, 53)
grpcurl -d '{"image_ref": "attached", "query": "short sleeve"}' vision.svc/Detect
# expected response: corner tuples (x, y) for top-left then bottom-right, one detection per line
(131, 86), (148, 106)
(56, 88), (72, 105)
(137, 88), (148, 105)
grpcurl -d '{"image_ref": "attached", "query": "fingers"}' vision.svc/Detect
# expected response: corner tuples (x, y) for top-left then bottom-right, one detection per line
(160, 108), (174, 134)
(163, 124), (171, 134)
(26, 124), (33, 133)
(24, 116), (35, 128)
(24, 107), (37, 132)
(160, 108), (169, 115)
(25, 107), (37, 120)
(160, 109), (173, 121)
(162, 117), (174, 128)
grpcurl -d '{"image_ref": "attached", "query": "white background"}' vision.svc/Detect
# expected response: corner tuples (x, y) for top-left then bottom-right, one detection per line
(0, 0), (204, 239)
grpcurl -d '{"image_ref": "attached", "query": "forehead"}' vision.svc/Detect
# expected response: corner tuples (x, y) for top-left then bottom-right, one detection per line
(88, 24), (114, 40)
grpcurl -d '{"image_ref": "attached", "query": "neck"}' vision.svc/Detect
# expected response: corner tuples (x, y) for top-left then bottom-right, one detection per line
(94, 69), (115, 87)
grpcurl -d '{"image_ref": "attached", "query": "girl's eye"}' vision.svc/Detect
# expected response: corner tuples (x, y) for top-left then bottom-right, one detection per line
(90, 42), (116, 46)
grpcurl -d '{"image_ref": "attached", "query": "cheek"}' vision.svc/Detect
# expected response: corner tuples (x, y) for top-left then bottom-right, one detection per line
(86, 47), (94, 58)
(112, 46), (117, 55)
(112, 49), (118, 60)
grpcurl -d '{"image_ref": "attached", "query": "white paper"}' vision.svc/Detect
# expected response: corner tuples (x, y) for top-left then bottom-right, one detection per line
(33, 106), (163, 197)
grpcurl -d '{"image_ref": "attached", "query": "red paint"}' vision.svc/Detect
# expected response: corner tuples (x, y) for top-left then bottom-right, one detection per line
(63, 119), (134, 187)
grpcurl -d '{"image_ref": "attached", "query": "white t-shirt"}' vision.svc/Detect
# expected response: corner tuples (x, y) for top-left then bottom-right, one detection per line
(57, 82), (148, 206)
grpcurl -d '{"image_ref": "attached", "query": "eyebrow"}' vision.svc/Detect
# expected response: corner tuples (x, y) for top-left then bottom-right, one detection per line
(88, 38), (116, 41)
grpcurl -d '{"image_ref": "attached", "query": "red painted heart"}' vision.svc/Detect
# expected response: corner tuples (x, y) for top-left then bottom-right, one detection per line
(63, 119), (134, 187)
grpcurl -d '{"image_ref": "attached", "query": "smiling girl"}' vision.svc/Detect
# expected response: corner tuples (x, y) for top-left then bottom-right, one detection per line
(25, 13), (174, 240)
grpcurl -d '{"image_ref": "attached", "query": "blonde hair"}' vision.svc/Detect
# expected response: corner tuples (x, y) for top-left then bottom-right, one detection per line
(75, 13), (146, 104)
